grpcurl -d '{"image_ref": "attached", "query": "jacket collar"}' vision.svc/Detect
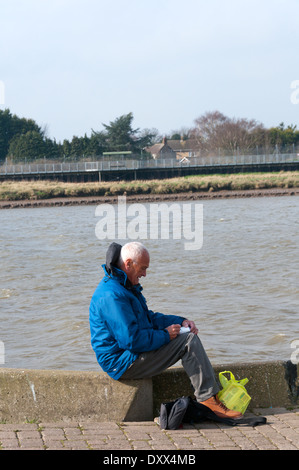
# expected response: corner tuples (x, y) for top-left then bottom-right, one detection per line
(102, 264), (143, 293)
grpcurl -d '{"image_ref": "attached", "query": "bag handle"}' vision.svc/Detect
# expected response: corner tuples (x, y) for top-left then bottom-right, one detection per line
(219, 370), (249, 388)
(219, 371), (235, 387)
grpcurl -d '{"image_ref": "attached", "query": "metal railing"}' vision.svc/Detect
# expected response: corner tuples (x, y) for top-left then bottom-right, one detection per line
(0, 153), (298, 176)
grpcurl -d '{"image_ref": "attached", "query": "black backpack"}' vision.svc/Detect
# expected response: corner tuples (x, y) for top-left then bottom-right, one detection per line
(159, 396), (267, 430)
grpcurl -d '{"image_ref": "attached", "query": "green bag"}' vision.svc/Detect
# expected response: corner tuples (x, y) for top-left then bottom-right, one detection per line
(217, 370), (251, 414)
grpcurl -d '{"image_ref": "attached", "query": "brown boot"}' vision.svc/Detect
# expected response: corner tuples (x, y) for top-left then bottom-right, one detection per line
(199, 395), (243, 419)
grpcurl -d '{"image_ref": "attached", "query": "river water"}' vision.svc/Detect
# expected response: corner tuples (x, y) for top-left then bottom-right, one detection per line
(0, 196), (298, 371)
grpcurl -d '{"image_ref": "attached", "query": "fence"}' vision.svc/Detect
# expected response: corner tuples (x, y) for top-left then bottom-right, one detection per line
(0, 153), (298, 176)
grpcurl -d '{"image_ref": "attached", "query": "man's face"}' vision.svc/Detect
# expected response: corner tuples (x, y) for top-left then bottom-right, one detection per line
(125, 251), (150, 285)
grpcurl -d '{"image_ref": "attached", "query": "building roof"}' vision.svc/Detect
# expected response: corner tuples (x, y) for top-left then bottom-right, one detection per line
(167, 139), (201, 151)
(146, 138), (201, 157)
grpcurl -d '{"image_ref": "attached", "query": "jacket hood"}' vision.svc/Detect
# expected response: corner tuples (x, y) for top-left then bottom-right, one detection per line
(103, 242), (144, 292)
(105, 242), (122, 275)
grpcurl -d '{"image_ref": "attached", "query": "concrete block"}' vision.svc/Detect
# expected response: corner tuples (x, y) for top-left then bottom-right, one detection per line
(152, 361), (299, 416)
(0, 368), (152, 423)
(1, 361), (298, 423)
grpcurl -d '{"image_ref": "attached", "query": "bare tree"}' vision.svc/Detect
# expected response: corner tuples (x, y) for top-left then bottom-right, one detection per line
(191, 111), (266, 156)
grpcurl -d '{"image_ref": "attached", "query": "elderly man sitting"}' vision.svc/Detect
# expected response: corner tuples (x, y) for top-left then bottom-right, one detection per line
(89, 241), (242, 419)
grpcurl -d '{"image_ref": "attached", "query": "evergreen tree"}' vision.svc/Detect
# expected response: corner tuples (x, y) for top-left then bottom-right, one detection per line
(0, 109), (44, 162)
(101, 113), (158, 155)
(8, 131), (47, 162)
(102, 112), (138, 152)
(268, 123), (299, 148)
(89, 130), (107, 156)
(62, 139), (72, 160)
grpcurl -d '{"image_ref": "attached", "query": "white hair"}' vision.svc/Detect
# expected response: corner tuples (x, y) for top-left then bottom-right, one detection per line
(118, 242), (148, 265)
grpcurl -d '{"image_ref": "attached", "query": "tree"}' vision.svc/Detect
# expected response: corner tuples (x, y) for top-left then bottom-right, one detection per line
(0, 109), (162, 162)
(7, 131), (47, 162)
(103, 114), (161, 155)
(44, 137), (63, 160)
(88, 130), (107, 157)
(102, 112), (139, 152)
(69, 136), (85, 160)
(168, 127), (191, 141)
(0, 109), (11, 162)
(0, 108), (44, 162)
(191, 111), (266, 156)
(134, 128), (161, 151)
(268, 123), (299, 148)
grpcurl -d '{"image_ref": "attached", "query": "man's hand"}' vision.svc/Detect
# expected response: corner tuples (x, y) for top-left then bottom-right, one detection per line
(182, 319), (198, 335)
(166, 324), (181, 340)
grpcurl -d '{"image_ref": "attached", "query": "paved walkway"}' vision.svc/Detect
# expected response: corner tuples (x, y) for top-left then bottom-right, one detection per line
(0, 408), (298, 451)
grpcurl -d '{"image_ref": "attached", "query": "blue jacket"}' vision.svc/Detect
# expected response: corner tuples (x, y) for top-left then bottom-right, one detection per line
(89, 265), (185, 380)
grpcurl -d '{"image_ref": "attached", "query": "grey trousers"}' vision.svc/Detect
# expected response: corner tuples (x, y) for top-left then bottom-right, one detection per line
(121, 332), (220, 402)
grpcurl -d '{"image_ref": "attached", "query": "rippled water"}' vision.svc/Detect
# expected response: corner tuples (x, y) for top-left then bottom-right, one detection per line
(0, 196), (298, 371)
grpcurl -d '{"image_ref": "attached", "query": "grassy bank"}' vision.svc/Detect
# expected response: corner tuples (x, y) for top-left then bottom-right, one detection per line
(0, 171), (298, 201)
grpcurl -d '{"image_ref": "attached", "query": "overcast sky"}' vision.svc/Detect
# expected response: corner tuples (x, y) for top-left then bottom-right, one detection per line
(0, 0), (298, 142)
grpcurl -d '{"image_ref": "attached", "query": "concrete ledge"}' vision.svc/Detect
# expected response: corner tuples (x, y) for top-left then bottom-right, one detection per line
(0, 368), (152, 423)
(0, 361), (298, 423)
(153, 361), (299, 416)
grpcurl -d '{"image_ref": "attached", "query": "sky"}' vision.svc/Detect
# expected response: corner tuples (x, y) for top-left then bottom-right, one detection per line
(0, 0), (298, 143)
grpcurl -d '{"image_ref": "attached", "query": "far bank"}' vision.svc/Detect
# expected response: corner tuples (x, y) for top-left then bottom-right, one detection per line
(0, 172), (298, 209)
